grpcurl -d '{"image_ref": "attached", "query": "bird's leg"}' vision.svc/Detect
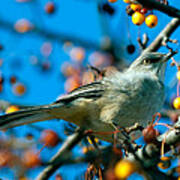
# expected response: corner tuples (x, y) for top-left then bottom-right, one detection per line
(110, 123), (122, 148)
(124, 123), (144, 134)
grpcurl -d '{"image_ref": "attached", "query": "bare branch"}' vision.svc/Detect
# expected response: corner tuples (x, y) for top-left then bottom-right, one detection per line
(142, 18), (180, 53)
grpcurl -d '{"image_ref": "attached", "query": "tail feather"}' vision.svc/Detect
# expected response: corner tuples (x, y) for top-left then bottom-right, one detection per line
(0, 106), (53, 130)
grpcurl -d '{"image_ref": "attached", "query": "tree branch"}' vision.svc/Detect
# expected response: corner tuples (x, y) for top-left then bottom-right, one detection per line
(36, 129), (86, 180)
(140, 18), (180, 54)
(136, 0), (180, 18)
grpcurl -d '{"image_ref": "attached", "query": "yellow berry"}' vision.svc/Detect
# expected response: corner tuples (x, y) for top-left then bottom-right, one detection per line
(130, 3), (142, 11)
(132, 12), (145, 26)
(176, 71), (180, 80)
(173, 97), (180, 109)
(123, 0), (131, 3)
(108, 0), (118, 3)
(5, 105), (19, 114)
(114, 160), (136, 179)
(145, 14), (158, 28)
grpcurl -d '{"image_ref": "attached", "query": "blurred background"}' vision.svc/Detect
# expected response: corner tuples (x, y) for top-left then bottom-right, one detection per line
(0, 0), (179, 179)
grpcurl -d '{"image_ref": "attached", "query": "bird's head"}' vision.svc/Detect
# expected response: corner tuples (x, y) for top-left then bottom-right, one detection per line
(128, 51), (177, 81)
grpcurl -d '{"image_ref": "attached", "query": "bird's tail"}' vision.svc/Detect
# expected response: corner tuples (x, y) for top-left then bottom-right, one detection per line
(0, 105), (53, 130)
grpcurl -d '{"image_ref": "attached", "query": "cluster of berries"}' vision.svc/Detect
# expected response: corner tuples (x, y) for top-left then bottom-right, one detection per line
(124, 1), (158, 28)
(108, 0), (170, 28)
(0, 74), (26, 96)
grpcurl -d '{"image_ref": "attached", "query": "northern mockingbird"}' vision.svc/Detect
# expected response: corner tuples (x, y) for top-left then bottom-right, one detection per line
(0, 52), (175, 142)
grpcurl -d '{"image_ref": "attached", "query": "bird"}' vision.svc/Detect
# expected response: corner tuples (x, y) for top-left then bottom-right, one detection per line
(0, 52), (174, 142)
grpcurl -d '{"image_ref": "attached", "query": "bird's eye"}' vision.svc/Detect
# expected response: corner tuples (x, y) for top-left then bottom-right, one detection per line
(143, 59), (151, 65)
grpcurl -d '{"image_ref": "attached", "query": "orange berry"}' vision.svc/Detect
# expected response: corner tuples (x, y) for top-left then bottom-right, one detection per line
(55, 174), (63, 180)
(123, 0), (131, 3)
(14, 19), (33, 33)
(108, 0), (117, 3)
(177, 71), (180, 80)
(70, 47), (85, 62)
(173, 97), (180, 109)
(61, 62), (78, 77)
(114, 160), (136, 179)
(5, 105), (19, 114)
(145, 14), (158, 28)
(65, 76), (80, 92)
(40, 129), (59, 147)
(22, 150), (41, 168)
(130, 3), (142, 11)
(132, 12), (145, 26)
(13, 83), (26, 96)
(158, 156), (171, 169)
(45, 2), (55, 14)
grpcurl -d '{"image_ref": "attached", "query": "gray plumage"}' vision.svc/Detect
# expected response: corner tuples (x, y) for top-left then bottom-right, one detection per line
(0, 52), (174, 142)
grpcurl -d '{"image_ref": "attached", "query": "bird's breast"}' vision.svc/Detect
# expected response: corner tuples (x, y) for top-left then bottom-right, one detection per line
(114, 76), (165, 127)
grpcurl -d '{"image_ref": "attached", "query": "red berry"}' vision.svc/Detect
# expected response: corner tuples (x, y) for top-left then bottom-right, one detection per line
(142, 125), (159, 143)
(140, 8), (148, 14)
(45, 2), (55, 14)
(10, 76), (17, 84)
(40, 129), (59, 147)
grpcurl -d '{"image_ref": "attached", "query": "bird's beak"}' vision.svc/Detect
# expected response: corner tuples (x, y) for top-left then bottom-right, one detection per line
(162, 51), (178, 63)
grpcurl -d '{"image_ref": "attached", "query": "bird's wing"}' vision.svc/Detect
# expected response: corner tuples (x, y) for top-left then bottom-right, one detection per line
(53, 81), (106, 104)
